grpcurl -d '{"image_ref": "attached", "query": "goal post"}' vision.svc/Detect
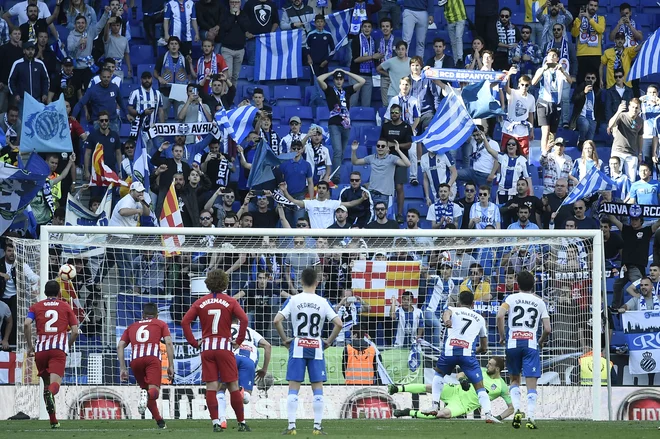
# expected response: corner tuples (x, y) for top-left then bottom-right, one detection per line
(7, 226), (609, 421)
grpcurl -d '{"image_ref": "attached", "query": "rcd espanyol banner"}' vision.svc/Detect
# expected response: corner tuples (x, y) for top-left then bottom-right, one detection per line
(622, 311), (660, 374)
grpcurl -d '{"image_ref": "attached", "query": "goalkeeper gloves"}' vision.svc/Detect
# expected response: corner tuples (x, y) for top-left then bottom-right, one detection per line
(459, 377), (470, 391)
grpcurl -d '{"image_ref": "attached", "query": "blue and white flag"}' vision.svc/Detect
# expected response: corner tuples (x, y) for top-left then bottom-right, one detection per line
(132, 125), (151, 192)
(214, 105), (259, 145)
(462, 80), (506, 119)
(255, 29), (303, 81)
(412, 89), (475, 154)
(20, 94), (72, 153)
(561, 166), (615, 207)
(622, 311), (660, 374)
(304, 9), (352, 55)
(0, 153), (49, 236)
(61, 186), (113, 258)
(628, 28), (660, 81)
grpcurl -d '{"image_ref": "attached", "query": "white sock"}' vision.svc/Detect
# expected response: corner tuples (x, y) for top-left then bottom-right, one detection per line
(431, 374), (444, 406)
(510, 385), (521, 411)
(313, 389), (323, 428)
(287, 391), (299, 429)
(217, 391), (226, 422)
(477, 388), (492, 415)
(527, 389), (538, 421)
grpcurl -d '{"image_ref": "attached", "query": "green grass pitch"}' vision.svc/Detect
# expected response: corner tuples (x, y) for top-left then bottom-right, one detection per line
(1, 419), (659, 438)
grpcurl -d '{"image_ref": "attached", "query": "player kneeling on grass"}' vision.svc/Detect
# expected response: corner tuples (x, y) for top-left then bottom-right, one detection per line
(391, 356), (514, 420)
(182, 269), (251, 432)
(117, 302), (174, 429)
(274, 267), (343, 436)
(428, 291), (500, 423)
(24, 280), (80, 429)
(216, 318), (272, 430)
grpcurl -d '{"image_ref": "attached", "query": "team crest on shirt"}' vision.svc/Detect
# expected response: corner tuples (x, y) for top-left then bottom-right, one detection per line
(490, 383), (497, 391)
(110, 137), (115, 143)
(255, 5), (272, 27)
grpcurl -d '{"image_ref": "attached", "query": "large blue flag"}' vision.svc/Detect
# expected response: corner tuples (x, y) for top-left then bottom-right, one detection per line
(0, 153), (49, 236)
(462, 80), (506, 119)
(215, 105), (259, 145)
(413, 89), (475, 154)
(561, 166), (615, 207)
(20, 94), (72, 153)
(255, 29), (304, 81)
(247, 139), (284, 187)
(628, 28), (660, 81)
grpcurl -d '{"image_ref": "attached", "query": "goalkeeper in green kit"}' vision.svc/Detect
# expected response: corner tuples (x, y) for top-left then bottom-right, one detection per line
(390, 357), (514, 420)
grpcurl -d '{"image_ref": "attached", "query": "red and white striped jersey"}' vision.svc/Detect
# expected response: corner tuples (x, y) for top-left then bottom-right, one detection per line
(182, 292), (248, 351)
(27, 299), (78, 354)
(200, 336), (232, 352)
(120, 318), (171, 360)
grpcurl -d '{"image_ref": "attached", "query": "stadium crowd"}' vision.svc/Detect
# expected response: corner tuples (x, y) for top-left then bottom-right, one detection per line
(0, 0), (659, 386)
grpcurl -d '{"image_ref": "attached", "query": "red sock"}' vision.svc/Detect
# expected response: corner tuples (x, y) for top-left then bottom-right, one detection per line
(206, 390), (219, 421)
(49, 412), (58, 424)
(148, 388), (159, 400)
(147, 399), (162, 421)
(230, 389), (245, 423)
(49, 382), (60, 395)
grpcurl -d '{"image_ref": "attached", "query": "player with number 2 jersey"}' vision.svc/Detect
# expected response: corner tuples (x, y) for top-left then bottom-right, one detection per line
(24, 280), (80, 429)
(182, 269), (250, 432)
(274, 267), (343, 435)
(497, 271), (551, 430)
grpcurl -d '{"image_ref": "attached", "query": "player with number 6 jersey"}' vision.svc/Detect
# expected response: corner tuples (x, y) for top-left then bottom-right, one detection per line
(182, 269), (250, 432)
(117, 303), (174, 429)
(24, 280), (80, 429)
(274, 267), (343, 436)
(497, 271), (551, 430)
(432, 290), (500, 424)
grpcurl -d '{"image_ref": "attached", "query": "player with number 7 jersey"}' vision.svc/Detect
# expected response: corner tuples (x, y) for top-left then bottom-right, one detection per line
(117, 302), (174, 429)
(24, 280), (80, 429)
(496, 271), (551, 430)
(182, 269), (250, 433)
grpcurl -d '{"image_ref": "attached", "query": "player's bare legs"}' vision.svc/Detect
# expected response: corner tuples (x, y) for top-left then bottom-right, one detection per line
(523, 377), (538, 429)
(284, 380), (301, 435)
(509, 374), (523, 428)
(41, 372), (62, 427)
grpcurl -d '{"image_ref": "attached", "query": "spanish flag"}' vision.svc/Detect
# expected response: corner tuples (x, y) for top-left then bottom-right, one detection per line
(159, 180), (185, 254)
(90, 142), (127, 187)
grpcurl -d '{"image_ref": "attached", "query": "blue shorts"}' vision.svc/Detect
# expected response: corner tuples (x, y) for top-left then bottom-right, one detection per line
(506, 347), (541, 378)
(236, 355), (256, 391)
(286, 357), (327, 383)
(435, 355), (483, 384)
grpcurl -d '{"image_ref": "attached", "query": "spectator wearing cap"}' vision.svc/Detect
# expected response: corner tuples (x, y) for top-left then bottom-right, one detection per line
(103, 16), (132, 80)
(8, 40), (49, 108)
(0, 29), (24, 113)
(279, 116), (304, 154)
(67, 9), (111, 86)
(317, 69), (366, 183)
(18, 1), (61, 43)
(540, 136), (573, 194)
(83, 110), (122, 182)
(127, 71), (165, 130)
(305, 15), (335, 85)
(340, 171), (373, 227)
(277, 139), (314, 225)
(327, 205), (351, 229)
(73, 68), (130, 133)
(600, 31), (640, 92)
(50, 57), (83, 107)
(609, 97), (643, 182)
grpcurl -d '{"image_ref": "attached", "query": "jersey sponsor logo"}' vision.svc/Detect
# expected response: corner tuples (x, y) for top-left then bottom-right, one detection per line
(512, 330), (533, 340)
(238, 344), (255, 352)
(449, 338), (469, 349)
(297, 338), (321, 349)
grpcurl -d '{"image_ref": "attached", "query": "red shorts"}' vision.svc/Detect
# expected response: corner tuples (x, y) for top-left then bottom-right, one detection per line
(201, 350), (238, 384)
(131, 356), (162, 388)
(35, 350), (67, 378)
(501, 133), (530, 157)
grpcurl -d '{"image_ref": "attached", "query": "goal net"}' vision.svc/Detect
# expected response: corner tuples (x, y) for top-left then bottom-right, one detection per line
(8, 226), (606, 421)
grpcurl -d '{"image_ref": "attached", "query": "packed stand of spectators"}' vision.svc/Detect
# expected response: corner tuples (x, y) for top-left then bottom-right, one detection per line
(0, 0), (658, 384)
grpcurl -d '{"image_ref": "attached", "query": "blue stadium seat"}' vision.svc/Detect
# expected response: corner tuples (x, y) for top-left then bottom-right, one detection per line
(239, 65), (254, 81)
(340, 159), (354, 183)
(244, 85), (271, 100)
(274, 85), (303, 106)
(130, 24), (144, 40)
(272, 106), (283, 123)
(283, 106), (314, 125)
(352, 164), (372, 183)
(403, 184), (424, 200)
(120, 82), (139, 99)
(564, 147), (580, 161)
(344, 143), (367, 160)
(349, 106), (376, 127)
(404, 200), (429, 217)
(137, 64), (155, 80)
(132, 45), (155, 65)
(316, 106), (330, 124)
(120, 123), (131, 138)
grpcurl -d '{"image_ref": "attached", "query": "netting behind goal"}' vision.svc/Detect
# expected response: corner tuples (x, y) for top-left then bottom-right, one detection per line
(9, 227), (605, 421)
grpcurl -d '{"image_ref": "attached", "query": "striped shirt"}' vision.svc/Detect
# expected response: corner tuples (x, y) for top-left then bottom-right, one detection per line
(35, 333), (69, 353)
(132, 343), (161, 360)
(165, 0), (197, 42)
(128, 86), (164, 127)
(201, 336), (233, 352)
(444, 0), (467, 23)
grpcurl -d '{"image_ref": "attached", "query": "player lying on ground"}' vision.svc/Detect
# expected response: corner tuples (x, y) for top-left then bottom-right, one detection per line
(182, 269), (251, 432)
(117, 302), (174, 429)
(274, 267), (343, 436)
(216, 318), (272, 430)
(496, 270), (551, 430)
(429, 290), (501, 423)
(24, 280), (79, 429)
(390, 356), (514, 420)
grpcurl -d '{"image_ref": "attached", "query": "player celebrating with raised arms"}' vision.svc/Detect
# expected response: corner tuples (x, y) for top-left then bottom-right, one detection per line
(182, 269), (250, 432)
(390, 356), (514, 420)
(216, 318), (272, 430)
(24, 280), (80, 429)
(117, 302), (174, 429)
(429, 291), (500, 423)
(496, 271), (551, 430)
(274, 267), (343, 435)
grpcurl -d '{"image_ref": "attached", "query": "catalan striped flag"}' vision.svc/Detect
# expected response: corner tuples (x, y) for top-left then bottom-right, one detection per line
(159, 180), (185, 254)
(90, 143), (128, 186)
(351, 260), (421, 317)
(254, 29), (304, 81)
(412, 88), (475, 154)
(627, 28), (660, 81)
